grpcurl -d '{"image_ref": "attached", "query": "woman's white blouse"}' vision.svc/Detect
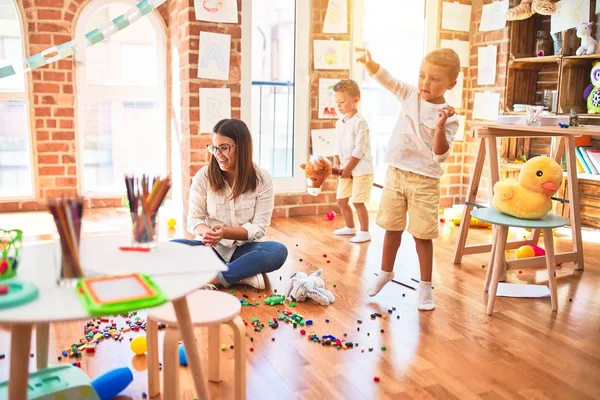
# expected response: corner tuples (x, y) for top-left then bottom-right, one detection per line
(187, 166), (275, 262)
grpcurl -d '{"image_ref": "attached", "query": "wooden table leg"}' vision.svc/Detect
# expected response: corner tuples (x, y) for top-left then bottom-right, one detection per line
(208, 325), (221, 382)
(35, 323), (49, 370)
(487, 226), (508, 316)
(172, 296), (211, 400)
(227, 316), (247, 400)
(564, 136), (584, 271)
(9, 324), (33, 400)
(146, 317), (160, 398)
(543, 228), (558, 312)
(453, 139), (486, 264)
(484, 225), (497, 292)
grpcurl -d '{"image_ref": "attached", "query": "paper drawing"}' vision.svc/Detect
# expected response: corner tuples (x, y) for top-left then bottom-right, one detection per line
(311, 129), (336, 157)
(318, 78), (341, 119)
(551, 0), (590, 34)
(473, 92), (500, 121)
(479, 0), (509, 32)
(477, 45), (497, 85)
(445, 71), (464, 109)
(323, 0), (348, 34)
(441, 2), (472, 32)
(194, 0), (238, 23)
(199, 88), (231, 133)
(313, 40), (350, 70)
(198, 32), (231, 80)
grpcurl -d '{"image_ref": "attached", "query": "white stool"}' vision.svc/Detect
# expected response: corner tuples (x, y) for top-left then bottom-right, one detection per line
(147, 290), (246, 400)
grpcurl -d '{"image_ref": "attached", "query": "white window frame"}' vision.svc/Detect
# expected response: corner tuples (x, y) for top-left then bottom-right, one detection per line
(0, 0), (35, 200)
(241, 0), (309, 193)
(351, 0), (439, 85)
(74, 0), (168, 198)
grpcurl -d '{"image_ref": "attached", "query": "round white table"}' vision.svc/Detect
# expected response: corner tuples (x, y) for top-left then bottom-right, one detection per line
(0, 234), (226, 400)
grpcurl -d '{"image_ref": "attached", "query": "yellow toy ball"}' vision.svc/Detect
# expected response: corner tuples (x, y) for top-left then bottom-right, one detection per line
(167, 218), (177, 229)
(516, 245), (535, 259)
(130, 336), (147, 355)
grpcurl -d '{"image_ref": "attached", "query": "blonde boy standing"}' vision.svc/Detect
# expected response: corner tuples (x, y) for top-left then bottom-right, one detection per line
(332, 79), (374, 243)
(355, 48), (460, 310)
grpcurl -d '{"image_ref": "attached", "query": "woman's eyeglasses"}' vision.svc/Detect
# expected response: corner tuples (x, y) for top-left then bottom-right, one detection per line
(206, 144), (235, 155)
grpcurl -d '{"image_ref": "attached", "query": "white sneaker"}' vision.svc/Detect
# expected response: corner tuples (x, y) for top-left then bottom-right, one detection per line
(350, 231), (371, 243)
(201, 284), (218, 290)
(333, 227), (356, 235)
(238, 274), (266, 290)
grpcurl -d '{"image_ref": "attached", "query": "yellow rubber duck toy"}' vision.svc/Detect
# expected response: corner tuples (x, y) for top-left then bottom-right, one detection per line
(492, 156), (563, 220)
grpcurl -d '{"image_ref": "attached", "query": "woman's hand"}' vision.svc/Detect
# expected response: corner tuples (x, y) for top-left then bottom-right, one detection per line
(202, 225), (224, 247)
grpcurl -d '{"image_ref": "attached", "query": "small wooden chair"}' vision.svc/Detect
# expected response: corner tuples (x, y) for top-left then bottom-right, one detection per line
(147, 290), (245, 400)
(472, 207), (569, 316)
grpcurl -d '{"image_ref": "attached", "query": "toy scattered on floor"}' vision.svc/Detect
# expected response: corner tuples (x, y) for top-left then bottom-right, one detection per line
(587, 62), (600, 114)
(167, 218), (177, 229)
(492, 156), (563, 219)
(284, 269), (335, 306)
(446, 206), (491, 228)
(516, 244), (546, 259)
(300, 155), (342, 196)
(326, 211), (336, 220)
(130, 335), (147, 355)
(576, 22), (598, 56)
(91, 367), (133, 400)
(179, 343), (188, 366)
(558, 123), (569, 129)
(264, 295), (286, 306)
(505, 0), (555, 21)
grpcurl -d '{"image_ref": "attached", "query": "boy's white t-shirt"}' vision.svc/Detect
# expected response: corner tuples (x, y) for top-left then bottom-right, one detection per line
(333, 112), (374, 177)
(371, 67), (459, 179)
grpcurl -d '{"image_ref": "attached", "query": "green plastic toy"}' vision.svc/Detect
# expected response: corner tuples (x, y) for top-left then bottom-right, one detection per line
(0, 229), (22, 281)
(76, 273), (167, 316)
(264, 295), (286, 306)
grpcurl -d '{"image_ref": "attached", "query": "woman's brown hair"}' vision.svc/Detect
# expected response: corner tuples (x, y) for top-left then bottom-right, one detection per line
(207, 118), (259, 199)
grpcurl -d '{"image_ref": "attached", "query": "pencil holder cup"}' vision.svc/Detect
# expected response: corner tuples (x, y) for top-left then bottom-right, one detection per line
(131, 210), (158, 249)
(48, 198), (84, 287)
(0, 229), (22, 281)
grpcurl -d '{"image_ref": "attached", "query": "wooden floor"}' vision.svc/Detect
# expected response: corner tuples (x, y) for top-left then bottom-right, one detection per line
(1, 209), (600, 399)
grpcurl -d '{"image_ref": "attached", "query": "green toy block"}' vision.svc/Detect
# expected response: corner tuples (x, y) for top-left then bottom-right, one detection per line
(264, 295), (286, 306)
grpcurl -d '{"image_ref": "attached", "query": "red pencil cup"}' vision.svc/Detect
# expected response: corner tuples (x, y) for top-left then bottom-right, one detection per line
(131, 209), (158, 249)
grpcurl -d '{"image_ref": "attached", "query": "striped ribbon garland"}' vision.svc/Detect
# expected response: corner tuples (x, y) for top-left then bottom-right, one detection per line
(0, 0), (166, 80)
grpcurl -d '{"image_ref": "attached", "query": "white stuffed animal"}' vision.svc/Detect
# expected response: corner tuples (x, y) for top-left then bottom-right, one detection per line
(284, 269), (335, 306)
(576, 22), (598, 56)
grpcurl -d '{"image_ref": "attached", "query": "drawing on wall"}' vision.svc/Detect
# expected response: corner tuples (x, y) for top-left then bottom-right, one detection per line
(551, 0), (590, 34)
(313, 40), (350, 70)
(318, 78), (341, 119)
(194, 0), (238, 23)
(311, 129), (336, 157)
(199, 88), (231, 133)
(323, 0), (348, 34)
(473, 92), (501, 121)
(479, 0), (509, 32)
(477, 45), (497, 85)
(441, 2), (472, 32)
(445, 71), (464, 109)
(198, 32), (231, 81)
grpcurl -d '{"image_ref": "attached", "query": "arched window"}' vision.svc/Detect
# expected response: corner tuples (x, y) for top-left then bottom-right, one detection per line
(0, 0), (34, 198)
(75, 0), (167, 195)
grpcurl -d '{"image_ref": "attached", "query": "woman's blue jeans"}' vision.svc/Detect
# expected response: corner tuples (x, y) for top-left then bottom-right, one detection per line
(171, 239), (288, 287)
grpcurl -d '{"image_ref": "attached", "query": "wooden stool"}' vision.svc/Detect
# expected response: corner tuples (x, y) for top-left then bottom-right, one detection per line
(472, 208), (569, 316)
(147, 290), (245, 400)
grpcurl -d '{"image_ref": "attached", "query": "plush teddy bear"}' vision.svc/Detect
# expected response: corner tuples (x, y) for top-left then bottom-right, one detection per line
(300, 155), (342, 196)
(284, 269), (335, 306)
(576, 22), (599, 56)
(505, 0), (555, 21)
(492, 156), (563, 220)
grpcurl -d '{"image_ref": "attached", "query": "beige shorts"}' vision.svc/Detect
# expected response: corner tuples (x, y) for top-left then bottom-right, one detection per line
(376, 166), (440, 239)
(336, 173), (374, 204)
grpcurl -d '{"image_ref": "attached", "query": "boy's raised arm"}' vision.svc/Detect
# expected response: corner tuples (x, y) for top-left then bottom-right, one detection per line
(355, 48), (415, 102)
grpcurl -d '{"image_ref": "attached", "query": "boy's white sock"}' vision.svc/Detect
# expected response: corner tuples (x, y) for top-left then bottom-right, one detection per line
(367, 270), (394, 296)
(350, 231), (371, 243)
(333, 226), (356, 235)
(418, 281), (435, 311)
